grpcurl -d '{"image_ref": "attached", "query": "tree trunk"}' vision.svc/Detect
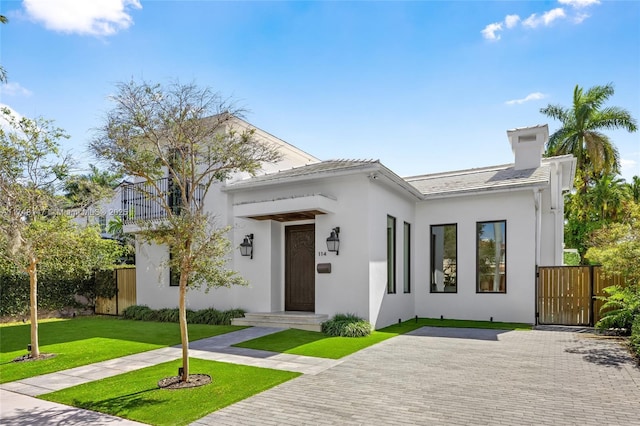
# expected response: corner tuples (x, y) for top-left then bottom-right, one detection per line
(28, 259), (40, 358)
(179, 262), (189, 382)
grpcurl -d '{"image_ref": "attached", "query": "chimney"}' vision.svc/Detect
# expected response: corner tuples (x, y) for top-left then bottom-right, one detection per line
(506, 124), (548, 170)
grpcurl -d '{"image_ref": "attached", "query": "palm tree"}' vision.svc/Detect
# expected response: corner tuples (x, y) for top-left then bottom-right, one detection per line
(588, 174), (630, 222)
(541, 83), (637, 191)
(627, 175), (640, 204)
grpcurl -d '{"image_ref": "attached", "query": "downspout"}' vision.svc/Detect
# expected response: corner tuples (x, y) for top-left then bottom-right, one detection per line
(534, 188), (543, 325)
(534, 189), (542, 267)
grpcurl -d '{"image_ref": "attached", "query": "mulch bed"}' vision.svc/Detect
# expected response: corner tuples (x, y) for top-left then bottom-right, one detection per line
(158, 374), (212, 390)
(13, 353), (57, 363)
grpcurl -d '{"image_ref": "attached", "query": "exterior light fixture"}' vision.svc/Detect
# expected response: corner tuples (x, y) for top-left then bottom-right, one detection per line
(326, 227), (340, 255)
(239, 234), (254, 259)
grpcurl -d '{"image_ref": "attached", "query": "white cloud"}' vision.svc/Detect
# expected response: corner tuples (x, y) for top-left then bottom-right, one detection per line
(23, 0), (142, 37)
(504, 14), (520, 29)
(558, 0), (600, 9)
(505, 92), (548, 105)
(620, 157), (640, 181)
(0, 82), (33, 97)
(522, 8), (567, 28)
(481, 22), (503, 41)
(573, 13), (591, 24)
(483, 0), (600, 41)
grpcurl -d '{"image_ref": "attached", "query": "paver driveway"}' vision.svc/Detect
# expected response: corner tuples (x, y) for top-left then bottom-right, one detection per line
(193, 327), (640, 426)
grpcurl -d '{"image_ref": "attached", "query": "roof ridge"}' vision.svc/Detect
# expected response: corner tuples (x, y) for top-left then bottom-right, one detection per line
(404, 163), (515, 181)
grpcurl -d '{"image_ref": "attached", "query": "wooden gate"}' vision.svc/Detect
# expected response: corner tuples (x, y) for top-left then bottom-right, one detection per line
(537, 266), (622, 326)
(95, 268), (137, 315)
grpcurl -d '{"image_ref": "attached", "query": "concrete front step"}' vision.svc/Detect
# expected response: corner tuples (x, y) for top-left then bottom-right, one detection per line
(232, 312), (329, 332)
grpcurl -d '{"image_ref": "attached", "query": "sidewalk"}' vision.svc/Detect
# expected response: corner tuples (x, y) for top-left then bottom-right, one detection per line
(0, 327), (342, 425)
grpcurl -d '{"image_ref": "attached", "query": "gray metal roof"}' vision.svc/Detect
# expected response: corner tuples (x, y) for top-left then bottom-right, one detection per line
(225, 157), (570, 199)
(225, 159), (381, 189)
(405, 163), (550, 197)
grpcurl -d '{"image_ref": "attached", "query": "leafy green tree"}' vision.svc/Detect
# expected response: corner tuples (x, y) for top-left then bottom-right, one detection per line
(64, 164), (123, 209)
(563, 174), (633, 260)
(586, 203), (640, 331)
(0, 107), (124, 358)
(627, 175), (640, 204)
(540, 83), (637, 191)
(0, 15), (7, 83)
(587, 203), (640, 286)
(588, 174), (630, 222)
(91, 80), (281, 382)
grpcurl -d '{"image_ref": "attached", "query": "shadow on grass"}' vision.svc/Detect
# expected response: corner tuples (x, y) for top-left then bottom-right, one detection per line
(72, 387), (161, 417)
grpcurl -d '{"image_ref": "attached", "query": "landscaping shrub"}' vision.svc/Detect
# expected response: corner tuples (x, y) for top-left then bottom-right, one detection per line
(120, 305), (244, 325)
(322, 313), (372, 337)
(630, 315), (640, 359)
(595, 285), (640, 334)
(122, 305), (156, 321)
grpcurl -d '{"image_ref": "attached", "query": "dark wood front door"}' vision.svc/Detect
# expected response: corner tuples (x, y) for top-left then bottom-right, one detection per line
(285, 224), (315, 312)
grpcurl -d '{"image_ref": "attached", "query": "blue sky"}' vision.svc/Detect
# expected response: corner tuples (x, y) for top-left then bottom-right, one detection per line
(1, 0), (638, 181)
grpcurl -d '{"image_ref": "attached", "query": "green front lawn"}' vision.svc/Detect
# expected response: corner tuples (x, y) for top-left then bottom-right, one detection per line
(40, 358), (300, 426)
(234, 317), (531, 359)
(0, 316), (243, 384)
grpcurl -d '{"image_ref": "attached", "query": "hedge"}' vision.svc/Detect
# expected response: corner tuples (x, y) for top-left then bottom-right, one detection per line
(121, 305), (245, 326)
(0, 271), (94, 317)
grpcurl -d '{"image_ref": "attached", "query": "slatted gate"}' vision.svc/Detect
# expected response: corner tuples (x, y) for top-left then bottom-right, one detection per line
(95, 268), (137, 316)
(537, 266), (622, 326)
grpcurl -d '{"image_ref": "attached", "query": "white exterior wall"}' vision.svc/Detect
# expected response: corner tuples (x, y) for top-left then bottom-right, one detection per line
(367, 179), (416, 328)
(229, 175), (373, 321)
(414, 191), (537, 324)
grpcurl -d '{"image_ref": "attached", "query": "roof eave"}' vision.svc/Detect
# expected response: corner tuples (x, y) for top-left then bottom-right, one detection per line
(222, 162), (382, 192)
(420, 182), (549, 200)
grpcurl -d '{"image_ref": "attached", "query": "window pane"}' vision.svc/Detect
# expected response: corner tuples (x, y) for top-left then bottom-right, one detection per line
(403, 222), (411, 293)
(430, 224), (457, 293)
(387, 215), (396, 294)
(477, 221), (506, 293)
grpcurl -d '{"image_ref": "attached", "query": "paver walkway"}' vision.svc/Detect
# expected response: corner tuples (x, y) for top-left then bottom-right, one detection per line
(193, 327), (640, 426)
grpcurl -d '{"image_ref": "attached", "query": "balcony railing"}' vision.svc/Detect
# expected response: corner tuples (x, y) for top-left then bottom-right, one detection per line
(121, 178), (204, 225)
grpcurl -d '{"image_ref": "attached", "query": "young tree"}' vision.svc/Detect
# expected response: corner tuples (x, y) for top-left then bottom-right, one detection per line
(0, 108), (123, 358)
(91, 80), (281, 382)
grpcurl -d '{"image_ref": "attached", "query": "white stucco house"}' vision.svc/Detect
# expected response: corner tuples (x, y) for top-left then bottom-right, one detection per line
(126, 119), (575, 329)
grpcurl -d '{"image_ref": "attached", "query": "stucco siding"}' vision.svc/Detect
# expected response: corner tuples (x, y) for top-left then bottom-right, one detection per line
(368, 179), (416, 328)
(415, 191), (537, 324)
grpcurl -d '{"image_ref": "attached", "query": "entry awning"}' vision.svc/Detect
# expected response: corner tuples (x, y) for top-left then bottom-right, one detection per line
(233, 194), (337, 222)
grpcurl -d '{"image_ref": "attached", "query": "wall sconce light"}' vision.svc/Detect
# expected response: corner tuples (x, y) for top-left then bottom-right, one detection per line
(239, 234), (254, 259)
(326, 227), (340, 255)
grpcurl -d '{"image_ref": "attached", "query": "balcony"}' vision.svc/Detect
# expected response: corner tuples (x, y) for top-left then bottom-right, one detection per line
(121, 178), (203, 225)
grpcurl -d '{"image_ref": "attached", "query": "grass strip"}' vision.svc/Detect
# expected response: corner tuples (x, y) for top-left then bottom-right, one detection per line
(40, 358), (300, 426)
(234, 317), (531, 359)
(0, 316), (244, 383)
